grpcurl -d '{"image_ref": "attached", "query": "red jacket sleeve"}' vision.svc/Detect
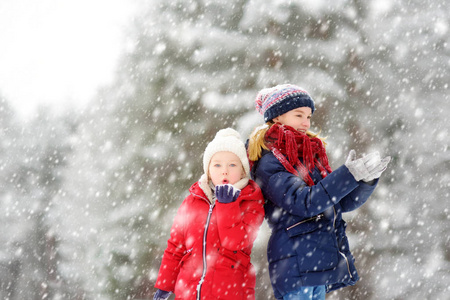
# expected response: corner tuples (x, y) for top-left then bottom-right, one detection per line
(154, 199), (189, 292)
(215, 182), (265, 251)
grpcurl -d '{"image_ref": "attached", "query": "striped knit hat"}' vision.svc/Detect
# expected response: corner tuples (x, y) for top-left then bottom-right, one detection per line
(255, 84), (315, 122)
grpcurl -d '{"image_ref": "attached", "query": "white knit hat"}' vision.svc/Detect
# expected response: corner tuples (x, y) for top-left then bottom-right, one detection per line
(203, 128), (250, 178)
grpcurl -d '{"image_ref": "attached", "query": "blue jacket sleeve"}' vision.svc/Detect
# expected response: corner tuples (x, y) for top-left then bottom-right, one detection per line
(254, 153), (361, 218)
(338, 179), (378, 212)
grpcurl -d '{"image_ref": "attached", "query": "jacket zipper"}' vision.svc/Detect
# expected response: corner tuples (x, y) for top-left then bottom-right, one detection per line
(333, 207), (353, 280)
(286, 213), (324, 231)
(196, 203), (214, 300)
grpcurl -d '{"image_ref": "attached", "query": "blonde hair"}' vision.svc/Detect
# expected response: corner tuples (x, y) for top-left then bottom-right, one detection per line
(248, 121), (326, 162)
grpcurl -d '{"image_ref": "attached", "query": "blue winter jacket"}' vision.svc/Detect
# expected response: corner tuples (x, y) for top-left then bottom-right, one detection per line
(251, 150), (377, 299)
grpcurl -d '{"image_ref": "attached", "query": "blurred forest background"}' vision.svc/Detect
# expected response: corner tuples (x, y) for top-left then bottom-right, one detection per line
(0, 0), (449, 299)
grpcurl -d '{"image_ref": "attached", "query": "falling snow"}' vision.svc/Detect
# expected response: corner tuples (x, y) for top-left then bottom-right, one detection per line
(0, 0), (449, 299)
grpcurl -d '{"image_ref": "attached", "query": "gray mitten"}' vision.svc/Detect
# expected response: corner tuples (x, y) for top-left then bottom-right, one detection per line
(345, 150), (381, 181)
(362, 156), (391, 182)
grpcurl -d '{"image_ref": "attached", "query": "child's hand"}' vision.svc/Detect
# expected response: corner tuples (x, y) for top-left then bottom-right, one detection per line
(362, 156), (391, 182)
(345, 150), (377, 181)
(346, 150), (390, 182)
(215, 184), (241, 204)
(153, 289), (171, 300)
(345, 150), (370, 181)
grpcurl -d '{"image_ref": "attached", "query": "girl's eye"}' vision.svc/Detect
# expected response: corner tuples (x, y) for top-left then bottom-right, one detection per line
(230, 163), (237, 167)
(214, 164), (221, 167)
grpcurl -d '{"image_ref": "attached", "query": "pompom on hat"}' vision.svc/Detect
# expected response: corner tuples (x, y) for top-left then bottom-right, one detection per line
(255, 84), (315, 122)
(203, 128), (250, 178)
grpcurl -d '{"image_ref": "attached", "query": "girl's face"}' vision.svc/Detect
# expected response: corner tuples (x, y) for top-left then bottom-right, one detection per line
(208, 151), (245, 186)
(273, 107), (312, 133)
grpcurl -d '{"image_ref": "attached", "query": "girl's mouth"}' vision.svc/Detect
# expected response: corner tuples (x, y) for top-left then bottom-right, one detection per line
(222, 179), (229, 184)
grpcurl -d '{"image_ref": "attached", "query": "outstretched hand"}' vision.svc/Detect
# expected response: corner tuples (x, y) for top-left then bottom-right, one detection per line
(215, 184), (241, 204)
(362, 156), (391, 182)
(345, 150), (390, 182)
(345, 150), (372, 181)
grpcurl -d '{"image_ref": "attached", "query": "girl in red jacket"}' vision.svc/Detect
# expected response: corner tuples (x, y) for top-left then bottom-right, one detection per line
(154, 128), (265, 300)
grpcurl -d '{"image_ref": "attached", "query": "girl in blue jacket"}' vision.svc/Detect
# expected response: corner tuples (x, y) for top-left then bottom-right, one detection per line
(247, 84), (390, 300)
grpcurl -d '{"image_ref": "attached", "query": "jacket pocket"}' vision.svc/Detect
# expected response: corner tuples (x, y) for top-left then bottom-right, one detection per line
(176, 248), (202, 279)
(285, 214), (324, 238)
(213, 250), (247, 300)
(177, 247), (193, 269)
(218, 247), (251, 270)
(175, 248), (203, 296)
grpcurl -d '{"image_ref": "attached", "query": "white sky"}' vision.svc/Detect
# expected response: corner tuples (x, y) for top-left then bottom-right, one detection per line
(0, 0), (137, 120)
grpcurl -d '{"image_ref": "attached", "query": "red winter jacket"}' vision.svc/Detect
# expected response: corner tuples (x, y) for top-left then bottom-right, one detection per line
(155, 176), (265, 300)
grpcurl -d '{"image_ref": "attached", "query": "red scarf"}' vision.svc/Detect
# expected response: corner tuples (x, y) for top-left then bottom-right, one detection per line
(265, 123), (332, 186)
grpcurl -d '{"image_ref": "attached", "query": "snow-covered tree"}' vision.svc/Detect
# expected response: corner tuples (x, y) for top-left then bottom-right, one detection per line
(0, 100), (82, 299)
(65, 0), (449, 298)
(17, 0), (448, 299)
